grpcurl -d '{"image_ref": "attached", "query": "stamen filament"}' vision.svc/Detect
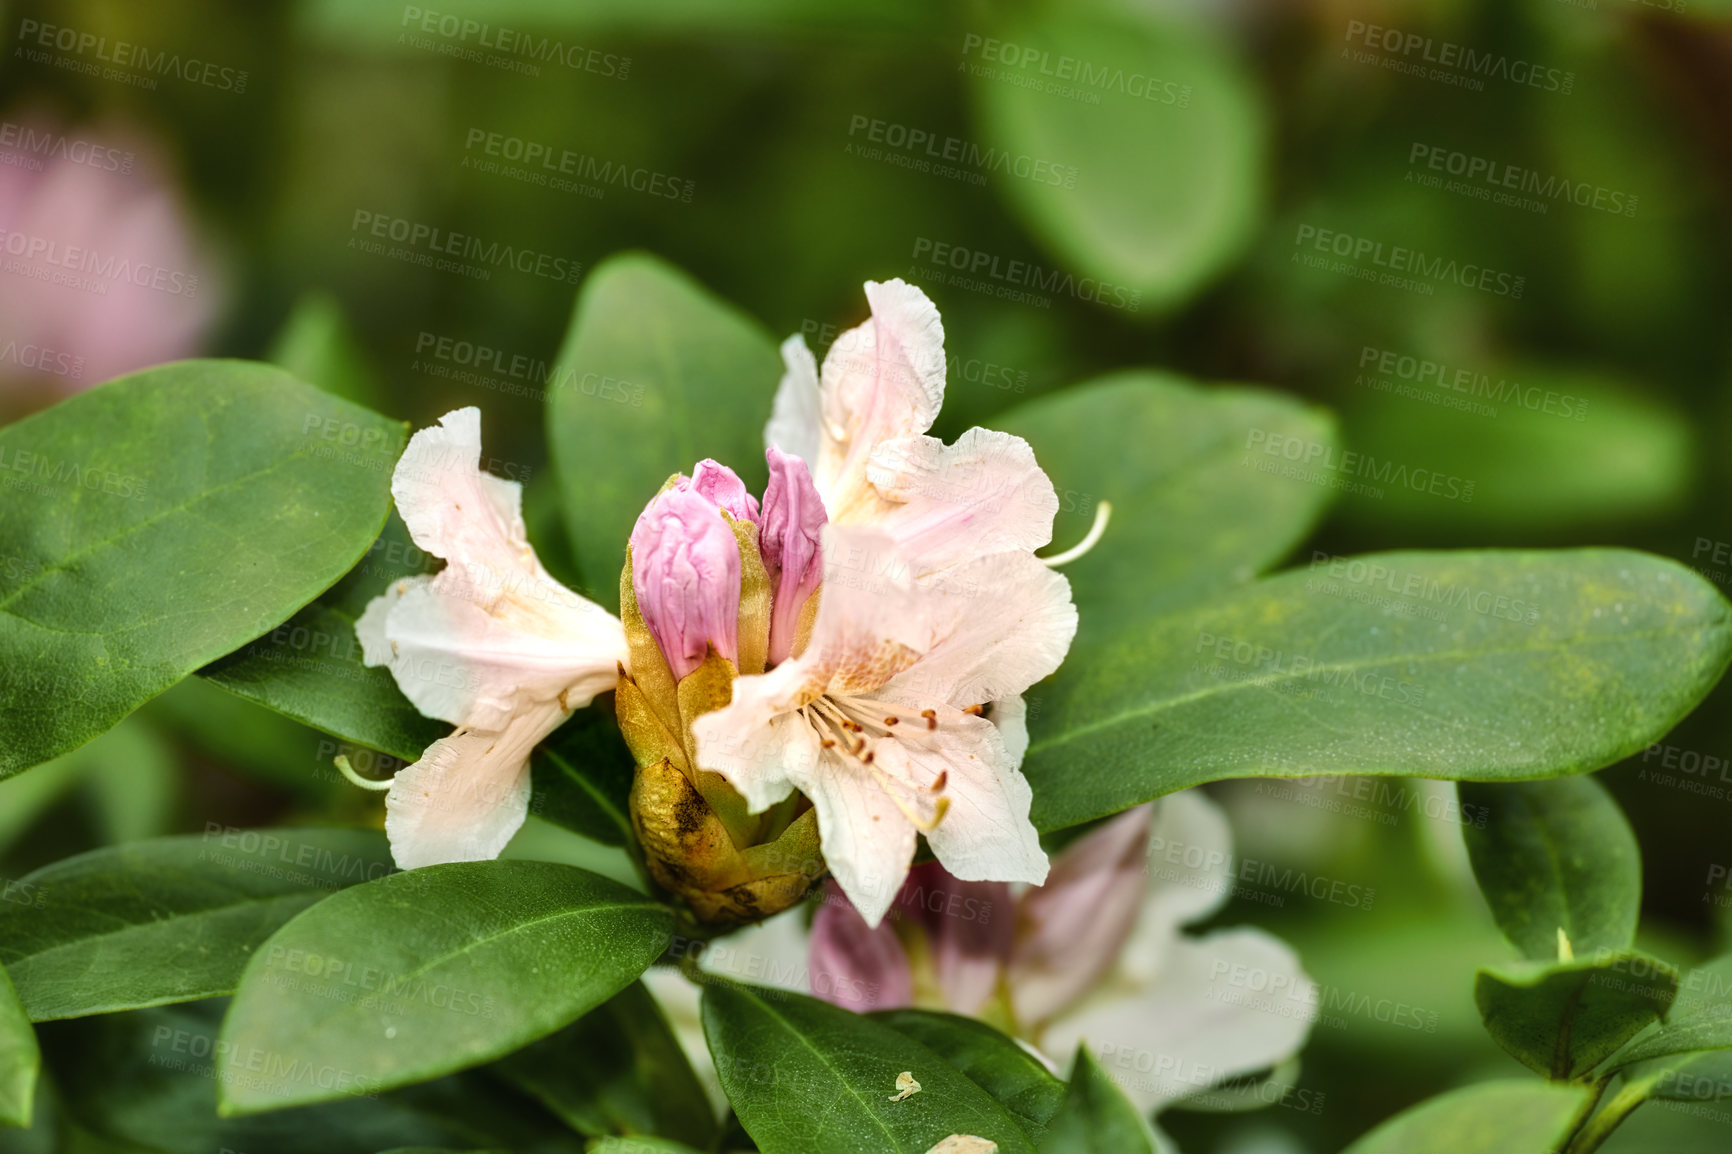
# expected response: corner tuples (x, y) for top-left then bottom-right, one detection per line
(1041, 499), (1112, 567)
(334, 754), (393, 791)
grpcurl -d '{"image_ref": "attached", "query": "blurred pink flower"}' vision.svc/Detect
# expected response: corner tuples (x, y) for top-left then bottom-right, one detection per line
(0, 114), (216, 405)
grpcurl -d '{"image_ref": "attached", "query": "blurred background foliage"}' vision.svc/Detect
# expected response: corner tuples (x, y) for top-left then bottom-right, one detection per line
(2, 0), (1731, 1149)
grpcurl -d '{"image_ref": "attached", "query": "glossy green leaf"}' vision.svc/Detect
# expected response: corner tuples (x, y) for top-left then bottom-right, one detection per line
(1460, 776), (1641, 961)
(495, 981), (716, 1147)
(0, 830), (393, 1021)
(1024, 549), (1732, 831)
(547, 253), (780, 601)
(217, 861), (672, 1114)
(993, 372), (1337, 629)
(970, 7), (1264, 311)
(871, 1009), (1064, 1136)
(1036, 1048), (1157, 1154)
(702, 982), (1038, 1154)
(0, 361), (404, 778)
(1475, 953), (1676, 1080)
(1340, 1079), (1590, 1154)
(0, 968), (38, 1127)
(199, 600), (444, 765)
(1609, 955), (1732, 1070)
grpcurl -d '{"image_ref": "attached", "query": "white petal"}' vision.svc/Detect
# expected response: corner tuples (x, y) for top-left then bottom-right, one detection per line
(384, 699), (566, 869)
(909, 711), (1048, 887)
(867, 428), (1059, 573)
(792, 751), (918, 927)
(807, 524), (933, 696)
(392, 408), (528, 567)
(816, 280), (946, 518)
(692, 681), (818, 814)
(766, 334), (822, 464)
(884, 551), (1076, 712)
(987, 695), (1029, 767)
(1119, 792), (1238, 982)
(1040, 928), (1317, 1115)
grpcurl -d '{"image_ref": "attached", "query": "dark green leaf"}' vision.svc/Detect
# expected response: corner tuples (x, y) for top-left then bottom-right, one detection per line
(1474, 953), (1676, 1080)
(993, 372), (1337, 629)
(1460, 776), (1641, 961)
(971, 8), (1264, 311)
(1036, 1048), (1157, 1154)
(1340, 1079), (1591, 1154)
(1609, 955), (1732, 1071)
(0, 361), (404, 778)
(199, 600), (445, 765)
(217, 861), (672, 1114)
(872, 1009), (1064, 1136)
(702, 982), (1038, 1153)
(1024, 550), (1732, 831)
(0, 967), (38, 1127)
(494, 981), (716, 1148)
(547, 253), (780, 601)
(528, 695), (636, 847)
(0, 830), (393, 1021)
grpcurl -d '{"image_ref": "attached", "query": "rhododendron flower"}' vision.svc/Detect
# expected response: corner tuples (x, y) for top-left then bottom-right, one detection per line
(690, 280), (1077, 925)
(357, 407), (627, 869)
(648, 791), (1315, 1124)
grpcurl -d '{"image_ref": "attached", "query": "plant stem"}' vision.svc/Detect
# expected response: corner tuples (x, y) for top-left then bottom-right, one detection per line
(1565, 1079), (1654, 1154)
(1559, 1073), (1612, 1148)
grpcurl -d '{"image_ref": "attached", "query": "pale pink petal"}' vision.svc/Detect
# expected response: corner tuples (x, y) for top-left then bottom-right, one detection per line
(987, 695), (1029, 767)
(760, 446), (827, 665)
(895, 863), (1012, 1016)
(1039, 929), (1317, 1115)
(815, 280), (946, 519)
(1120, 792), (1238, 980)
(810, 883), (915, 1010)
(683, 458), (760, 524)
(866, 429), (1059, 574)
(883, 552), (1076, 714)
(789, 750), (919, 927)
(804, 524), (932, 697)
(384, 699), (566, 868)
(1009, 807), (1153, 1028)
(766, 334), (822, 465)
(691, 687), (817, 814)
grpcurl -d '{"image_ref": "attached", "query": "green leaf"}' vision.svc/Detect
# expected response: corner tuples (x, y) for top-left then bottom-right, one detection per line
(0, 967), (38, 1127)
(1474, 953), (1677, 1080)
(217, 861), (672, 1114)
(1339, 365), (1692, 531)
(871, 1009), (1064, 1136)
(547, 254), (780, 602)
(528, 696), (636, 847)
(1036, 1048), (1158, 1154)
(0, 361), (405, 778)
(199, 600), (445, 765)
(1024, 549), (1732, 831)
(494, 981), (716, 1147)
(1460, 776), (1642, 961)
(267, 292), (385, 409)
(1609, 955), (1732, 1070)
(702, 982), (1038, 1154)
(0, 830), (393, 1021)
(585, 1140), (704, 1154)
(970, 7), (1264, 311)
(992, 372), (1337, 629)
(1340, 1079), (1591, 1154)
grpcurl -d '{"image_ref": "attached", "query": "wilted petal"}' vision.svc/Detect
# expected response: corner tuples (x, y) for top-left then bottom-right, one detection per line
(766, 334), (822, 465)
(810, 883), (914, 1010)
(1009, 806), (1153, 1028)
(384, 698), (565, 868)
(895, 863), (1013, 1017)
(815, 280), (946, 520)
(867, 428), (1059, 574)
(1118, 792), (1238, 982)
(1039, 928), (1317, 1115)
(631, 486), (743, 679)
(760, 446), (828, 664)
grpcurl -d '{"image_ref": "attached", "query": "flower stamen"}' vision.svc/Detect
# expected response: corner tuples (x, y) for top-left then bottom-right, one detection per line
(1040, 499), (1112, 567)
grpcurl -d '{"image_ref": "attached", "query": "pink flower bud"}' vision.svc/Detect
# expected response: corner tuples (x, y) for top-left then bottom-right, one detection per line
(759, 446), (827, 664)
(895, 863), (1014, 1017)
(684, 458), (760, 524)
(630, 484), (742, 680)
(809, 882), (913, 1011)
